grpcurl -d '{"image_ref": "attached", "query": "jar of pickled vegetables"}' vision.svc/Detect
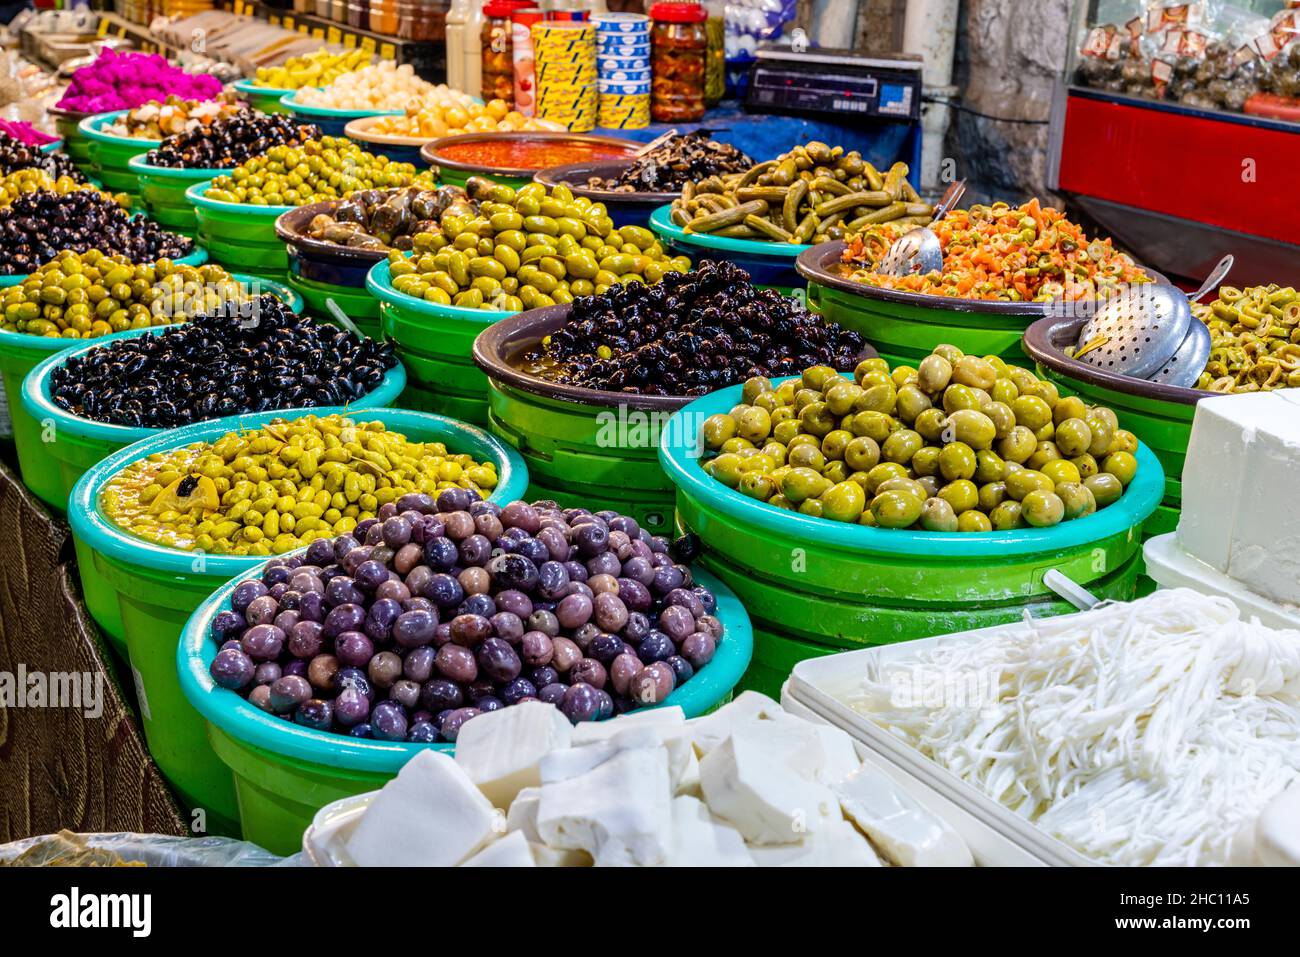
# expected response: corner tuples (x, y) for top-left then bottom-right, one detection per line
(704, 0), (725, 105)
(369, 0), (398, 33)
(347, 0), (369, 29)
(482, 0), (521, 103)
(650, 2), (707, 123)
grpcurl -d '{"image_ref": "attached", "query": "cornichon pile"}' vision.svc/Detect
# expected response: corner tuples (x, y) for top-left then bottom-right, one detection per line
(701, 345), (1139, 531)
(668, 142), (931, 245)
(1194, 284), (1300, 393)
(1, 251), (241, 339)
(101, 414), (500, 555)
(203, 137), (436, 207)
(388, 176), (689, 311)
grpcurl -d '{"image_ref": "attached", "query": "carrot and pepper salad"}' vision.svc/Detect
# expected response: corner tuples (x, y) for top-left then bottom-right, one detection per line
(842, 199), (1149, 302)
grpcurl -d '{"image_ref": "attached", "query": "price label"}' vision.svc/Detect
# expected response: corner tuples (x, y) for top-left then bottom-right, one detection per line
(96, 17), (110, 36)
(116, 25), (128, 38)
(380, 43), (396, 60)
(327, 27), (342, 43)
(343, 32), (357, 48)
(234, 0), (246, 14)
(269, 15), (280, 26)
(284, 16), (295, 30)
(361, 37), (377, 53)
(312, 27), (325, 39)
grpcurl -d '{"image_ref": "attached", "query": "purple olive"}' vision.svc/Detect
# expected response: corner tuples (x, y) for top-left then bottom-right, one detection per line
(393, 608), (439, 648)
(294, 698), (333, 731)
(439, 706), (482, 741)
(335, 631), (375, 668)
(269, 674), (312, 713)
(210, 648), (255, 690)
(367, 651), (403, 689)
(561, 682), (602, 723)
(240, 623), (284, 661)
(477, 637), (521, 683)
(681, 632), (717, 668)
(370, 700), (409, 741)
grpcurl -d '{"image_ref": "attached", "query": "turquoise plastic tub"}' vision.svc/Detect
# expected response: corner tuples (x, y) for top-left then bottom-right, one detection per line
(233, 79), (294, 115)
(40, 139), (63, 154)
(178, 559), (750, 854)
(67, 407), (527, 831)
(129, 155), (234, 236)
(649, 204), (807, 294)
(659, 376), (1164, 688)
(79, 111), (161, 204)
(279, 91), (401, 138)
(368, 259), (508, 425)
(186, 180), (293, 278)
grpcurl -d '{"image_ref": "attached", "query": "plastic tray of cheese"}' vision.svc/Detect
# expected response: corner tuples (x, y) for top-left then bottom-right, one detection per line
(785, 641), (1096, 867)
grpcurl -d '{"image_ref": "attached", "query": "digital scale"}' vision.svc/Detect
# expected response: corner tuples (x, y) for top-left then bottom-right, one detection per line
(744, 45), (924, 123)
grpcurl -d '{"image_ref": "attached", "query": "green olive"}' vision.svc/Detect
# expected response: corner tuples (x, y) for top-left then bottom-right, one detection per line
(822, 460), (849, 484)
(984, 401), (1016, 439)
(787, 442), (826, 470)
(1071, 453), (1099, 479)
(1054, 417), (1093, 457)
(820, 382), (859, 417)
(706, 452), (745, 487)
(844, 436), (881, 473)
(781, 466), (831, 504)
(850, 410), (895, 442)
(735, 406), (772, 443)
(882, 429), (924, 464)
(932, 343), (964, 365)
(1031, 379), (1060, 407)
(854, 357), (889, 382)
(871, 489), (924, 528)
(958, 510), (992, 532)
(802, 365), (839, 392)
(990, 378), (1019, 405)
(978, 481), (1006, 512)
(738, 471), (777, 501)
(1056, 481), (1097, 520)
(1053, 395), (1087, 425)
(773, 419), (802, 445)
(942, 383), (981, 414)
(799, 402), (837, 437)
(895, 384), (932, 424)
(821, 481), (866, 523)
(951, 355), (997, 390)
(998, 426), (1038, 464)
(1109, 430), (1139, 455)
(1084, 472), (1123, 507)
(1026, 441), (1062, 471)
(911, 446), (941, 477)
(1021, 489), (1065, 527)
(821, 429), (853, 462)
(938, 479), (978, 514)
(920, 497), (959, 532)
(798, 499), (824, 518)
(937, 442), (977, 482)
(891, 365), (918, 389)
(1084, 414), (1114, 458)
(876, 476), (928, 502)
(742, 376), (773, 404)
(1102, 450), (1138, 486)
(1005, 468), (1053, 501)
(974, 449), (1005, 484)
(1041, 459), (1081, 487)
(857, 382), (897, 415)
(1011, 394), (1053, 431)
(916, 474), (940, 498)
(989, 500), (1024, 530)
(946, 409), (996, 450)
(914, 407), (948, 442)
(865, 462), (909, 494)
(916, 354), (953, 393)
(719, 437), (755, 454)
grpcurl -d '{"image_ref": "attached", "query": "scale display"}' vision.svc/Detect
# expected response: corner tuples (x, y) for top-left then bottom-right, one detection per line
(745, 46), (922, 122)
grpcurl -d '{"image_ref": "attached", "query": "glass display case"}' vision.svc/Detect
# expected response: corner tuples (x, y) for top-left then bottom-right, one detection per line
(1067, 0), (1300, 121)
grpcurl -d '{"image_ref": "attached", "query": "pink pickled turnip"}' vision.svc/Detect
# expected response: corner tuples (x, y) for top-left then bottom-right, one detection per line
(55, 49), (222, 113)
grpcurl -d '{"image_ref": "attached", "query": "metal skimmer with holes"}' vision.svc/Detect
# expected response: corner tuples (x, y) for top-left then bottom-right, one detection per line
(1073, 282), (1192, 378)
(1149, 316), (1212, 388)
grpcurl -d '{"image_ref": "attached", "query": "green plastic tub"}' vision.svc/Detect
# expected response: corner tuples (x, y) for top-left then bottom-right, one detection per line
(177, 561), (750, 853)
(368, 259), (508, 425)
(80, 111), (161, 206)
(649, 204), (807, 295)
(798, 241), (1048, 369)
(187, 180), (293, 279)
(278, 91), (401, 139)
(49, 106), (95, 172)
(421, 132), (640, 192)
(659, 376), (1164, 689)
(67, 408), (528, 830)
(232, 79), (294, 115)
(0, 247), (208, 440)
(130, 155), (234, 236)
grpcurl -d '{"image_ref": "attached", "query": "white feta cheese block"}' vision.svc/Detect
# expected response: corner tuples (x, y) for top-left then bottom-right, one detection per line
(461, 830), (535, 867)
(454, 701), (573, 809)
(1177, 392), (1275, 575)
(747, 818), (882, 867)
(570, 706), (685, 745)
(834, 764), (973, 867)
(699, 726), (839, 845)
(506, 786), (543, 843)
(539, 725), (662, 784)
(536, 746), (674, 866)
(667, 796), (753, 867)
(529, 843), (594, 867)
(1255, 788), (1300, 866)
(346, 750), (498, 867)
(808, 724), (860, 787)
(689, 691), (785, 757)
(1225, 406), (1300, 605)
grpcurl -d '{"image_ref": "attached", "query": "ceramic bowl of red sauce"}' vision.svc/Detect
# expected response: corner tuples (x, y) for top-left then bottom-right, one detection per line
(421, 132), (640, 190)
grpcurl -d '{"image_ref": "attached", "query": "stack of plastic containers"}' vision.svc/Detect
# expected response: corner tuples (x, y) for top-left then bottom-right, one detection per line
(533, 20), (599, 131)
(594, 12), (651, 130)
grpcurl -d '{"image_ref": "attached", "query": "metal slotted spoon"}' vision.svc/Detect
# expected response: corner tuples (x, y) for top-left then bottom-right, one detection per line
(878, 178), (966, 277)
(1147, 255), (1234, 388)
(1071, 257), (1233, 379)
